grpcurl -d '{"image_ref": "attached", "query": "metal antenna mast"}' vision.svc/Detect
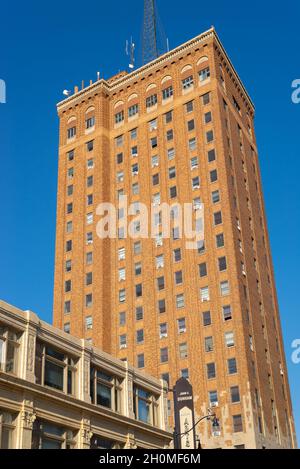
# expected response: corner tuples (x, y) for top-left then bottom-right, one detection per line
(142, 0), (167, 65)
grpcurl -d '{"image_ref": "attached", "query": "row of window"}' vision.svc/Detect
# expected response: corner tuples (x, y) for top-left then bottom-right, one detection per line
(116, 256), (228, 285)
(120, 330), (237, 357)
(114, 69), (211, 124)
(0, 324), (159, 427)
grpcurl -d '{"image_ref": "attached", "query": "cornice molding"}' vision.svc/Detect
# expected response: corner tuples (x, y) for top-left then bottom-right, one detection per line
(57, 28), (254, 114)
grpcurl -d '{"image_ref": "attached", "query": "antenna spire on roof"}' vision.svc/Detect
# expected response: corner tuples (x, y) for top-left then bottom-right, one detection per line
(142, 0), (167, 65)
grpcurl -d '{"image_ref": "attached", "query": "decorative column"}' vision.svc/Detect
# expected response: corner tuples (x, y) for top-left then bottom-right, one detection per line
(124, 432), (137, 449)
(79, 341), (92, 402)
(124, 364), (135, 419)
(18, 400), (36, 449)
(79, 417), (93, 449)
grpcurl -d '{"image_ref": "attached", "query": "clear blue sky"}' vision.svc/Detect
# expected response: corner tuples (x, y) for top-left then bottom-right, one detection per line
(0, 0), (299, 442)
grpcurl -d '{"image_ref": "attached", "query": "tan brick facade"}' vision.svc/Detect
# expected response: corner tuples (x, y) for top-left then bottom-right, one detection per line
(53, 28), (297, 449)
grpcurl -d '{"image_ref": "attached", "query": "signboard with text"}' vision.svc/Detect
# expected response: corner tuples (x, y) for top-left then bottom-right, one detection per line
(173, 378), (196, 449)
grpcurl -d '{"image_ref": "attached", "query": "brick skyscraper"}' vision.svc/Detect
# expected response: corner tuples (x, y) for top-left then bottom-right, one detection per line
(53, 28), (296, 448)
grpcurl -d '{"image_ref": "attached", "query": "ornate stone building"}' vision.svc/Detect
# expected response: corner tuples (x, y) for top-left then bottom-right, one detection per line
(0, 300), (172, 448)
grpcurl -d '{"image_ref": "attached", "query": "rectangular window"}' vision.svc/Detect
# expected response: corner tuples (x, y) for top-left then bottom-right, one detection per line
(151, 155), (159, 167)
(137, 354), (144, 368)
(159, 323), (168, 339)
(86, 212), (93, 225)
(157, 276), (165, 291)
(133, 241), (141, 255)
(175, 270), (183, 285)
(116, 152), (123, 164)
(187, 119), (195, 131)
(173, 248), (181, 262)
(86, 272), (93, 286)
(209, 390), (218, 406)
(136, 329), (144, 344)
(202, 311), (211, 326)
(205, 336), (214, 352)
(86, 116), (95, 129)
(119, 334), (127, 348)
(182, 76), (194, 90)
(216, 233), (224, 248)
(0, 326), (21, 375)
(149, 119), (157, 131)
(199, 67), (210, 82)
(208, 149), (216, 162)
(165, 110), (173, 123)
(167, 147), (175, 160)
(186, 100), (194, 113)
(85, 316), (93, 330)
(228, 358), (237, 375)
(134, 262), (142, 276)
(67, 150), (74, 161)
(119, 289), (126, 303)
(206, 130), (214, 143)
(177, 318), (186, 334)
(85, 294), (93, 308)
(166, 129), (173, 141)
(115, 111), (124, 124)
(200, 286), (210, 302)
(190, 156), (198, 169)
(65, 280), (71, 293)
(225, 331), (235, 348)
(158, 299), (166, 314)
(131, 128), (137, 139)
(233, 414), (243, 432)
(67, 127), (76, 139)
(223, 305), (232, 321)
(210, 169), (218, 183)
(87, 158), (94, 169)
(199, 262), (207, 277)
(162, 86), (173, 100)
(128, 104), (138, 117)
(218, 256), (227, 271)
(86, 140), (94, 152)
(66, 221), (73, 233)
(115, 135), (123, 147)
(135, 284), (142, 297)
(188, 137), (197, 151)
(204, 111), (212, 124)
(119, 312), (126, 326)
(66, 240), (72, 252)
(160, 347), (168, 363)
(40, 344), (76, 395)
(176, 294), (185, 309)
(207, 362), (216, 379)
(192, 176), (200, 190)
(202, 92), (210, 105)
(214, 211), (222, 226)
(231, 386), (240, 403)
(64, 301), (71, 314)
(179, 342), (188, 359)
(118, 268), (126, 282)
(170, 186), (177, 199)
(146, 94), (158, 108)
(152, 173), (159, 186)
(220, 280), (230, 296)
(211, 189), (220, 205)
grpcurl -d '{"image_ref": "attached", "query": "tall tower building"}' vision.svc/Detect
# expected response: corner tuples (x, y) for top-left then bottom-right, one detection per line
(53, 28), (296, 449)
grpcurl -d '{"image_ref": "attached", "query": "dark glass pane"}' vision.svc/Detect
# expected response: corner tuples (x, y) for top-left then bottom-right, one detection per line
(45, 347), (64, 362)
(96, 383), (112, 408)
(44, 360), (64, 391)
